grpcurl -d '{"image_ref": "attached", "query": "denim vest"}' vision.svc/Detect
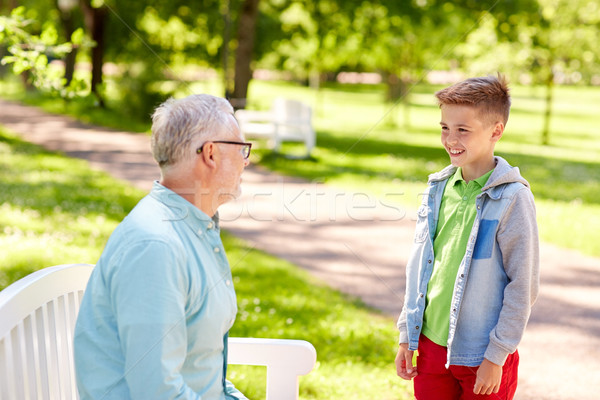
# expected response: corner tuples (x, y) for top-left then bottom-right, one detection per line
(397, 157), (539, 367)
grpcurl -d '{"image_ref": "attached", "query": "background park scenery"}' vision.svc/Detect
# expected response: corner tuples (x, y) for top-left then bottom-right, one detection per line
(1, 0), (600, 399)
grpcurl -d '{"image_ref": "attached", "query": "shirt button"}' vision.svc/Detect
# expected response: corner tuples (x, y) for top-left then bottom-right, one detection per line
(225, 280), (231, 286)
(207, 222), (214, 229)
(419, 293), (424, 298)
(214, 247), (220, 253)
(415, 325), (420, 330)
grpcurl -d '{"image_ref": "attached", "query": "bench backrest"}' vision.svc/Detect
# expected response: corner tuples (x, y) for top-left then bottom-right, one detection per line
(0, 264), (93, 400)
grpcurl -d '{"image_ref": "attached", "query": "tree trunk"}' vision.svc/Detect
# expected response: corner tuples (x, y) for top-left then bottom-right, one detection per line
(0, 0), (19, 12)
(80, 0), (108, 107)
(541, 69), (554, 146)
(231, 0), (260, 110)
(221, 0), (232, 98)
(55, 0), (78, 86)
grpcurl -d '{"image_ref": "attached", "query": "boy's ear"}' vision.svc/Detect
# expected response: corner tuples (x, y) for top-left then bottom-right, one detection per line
(491, 122), (504, 142)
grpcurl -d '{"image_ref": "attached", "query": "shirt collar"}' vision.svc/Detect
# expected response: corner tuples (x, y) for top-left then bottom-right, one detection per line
(450, 168), (494, 189)
(449, 168), (464, 187)
(150, 181), (220, 236)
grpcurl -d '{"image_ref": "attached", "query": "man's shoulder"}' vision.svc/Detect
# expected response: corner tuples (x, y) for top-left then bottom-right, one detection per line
(107, 196), (184, 249)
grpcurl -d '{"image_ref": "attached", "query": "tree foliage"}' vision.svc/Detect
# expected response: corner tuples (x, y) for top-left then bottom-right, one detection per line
(2, 0), (599, 140)
(455, 0), (600, 143)
(0, 6), (90, 97)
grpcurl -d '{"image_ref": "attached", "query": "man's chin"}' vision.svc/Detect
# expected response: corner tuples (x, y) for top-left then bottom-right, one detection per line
(218, 189), (241, 204)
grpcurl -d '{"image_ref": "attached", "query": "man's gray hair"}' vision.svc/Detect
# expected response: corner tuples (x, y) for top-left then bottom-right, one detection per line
(150, 94), (234, 171)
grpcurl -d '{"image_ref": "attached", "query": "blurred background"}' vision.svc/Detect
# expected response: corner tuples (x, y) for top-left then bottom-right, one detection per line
(3, 0), (597, 253)
(1, 1), (599, 398)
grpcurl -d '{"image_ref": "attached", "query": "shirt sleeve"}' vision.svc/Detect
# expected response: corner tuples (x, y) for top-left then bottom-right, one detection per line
(225, 380), (248, 399)
(109, 239), (201, 400)
(485, 187), (540, 365)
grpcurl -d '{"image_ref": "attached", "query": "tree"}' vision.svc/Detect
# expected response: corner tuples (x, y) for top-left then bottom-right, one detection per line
(0, 6), (88, 96)
(254, 0), (361, 84)
(456, 0), (600, 145)
(79, 0), (108, 106)
(231, 0), (260, 108)
(55, 0), (80, 86)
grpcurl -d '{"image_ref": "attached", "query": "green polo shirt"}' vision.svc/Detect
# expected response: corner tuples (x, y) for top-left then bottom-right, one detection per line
(422, 167), (494, 347)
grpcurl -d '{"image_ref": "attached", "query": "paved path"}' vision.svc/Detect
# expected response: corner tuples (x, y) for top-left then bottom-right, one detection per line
(3, 99), (600, 400)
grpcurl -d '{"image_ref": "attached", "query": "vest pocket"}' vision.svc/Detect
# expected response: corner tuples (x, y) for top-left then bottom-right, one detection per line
(473, 219), (499, 259)
(414, 205), (429, 243)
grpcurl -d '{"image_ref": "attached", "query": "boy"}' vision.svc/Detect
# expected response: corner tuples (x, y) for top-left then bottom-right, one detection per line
(395, 74), (539, 399)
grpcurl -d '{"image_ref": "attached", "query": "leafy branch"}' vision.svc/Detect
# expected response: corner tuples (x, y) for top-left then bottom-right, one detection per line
(0, 6), (93, 98)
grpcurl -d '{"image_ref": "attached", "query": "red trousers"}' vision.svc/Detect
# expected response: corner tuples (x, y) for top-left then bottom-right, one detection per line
(414, 335), (519, 400)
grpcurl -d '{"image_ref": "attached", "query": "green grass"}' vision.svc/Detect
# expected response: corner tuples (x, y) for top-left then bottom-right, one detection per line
(243, 80), (600, 257)
(0, 128), (412, 399)
(2, 75), (599, 257)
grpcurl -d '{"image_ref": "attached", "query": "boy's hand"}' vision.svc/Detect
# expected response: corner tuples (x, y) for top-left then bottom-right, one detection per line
(395, 343), (418, 380)
(473, 358), (502, 395)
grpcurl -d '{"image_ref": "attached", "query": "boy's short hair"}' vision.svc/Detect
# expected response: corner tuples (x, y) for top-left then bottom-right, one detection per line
(435, 74), (511, 127)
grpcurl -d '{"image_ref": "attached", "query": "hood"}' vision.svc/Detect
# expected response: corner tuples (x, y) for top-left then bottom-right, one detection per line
(484, 156), (530, 190)
(428, 156), (530, 191)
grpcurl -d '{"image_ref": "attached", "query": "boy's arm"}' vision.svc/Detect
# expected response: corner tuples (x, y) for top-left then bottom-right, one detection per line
(485, 187), (540, 365)
(396, 307), (419, 379)
(395, 343), (418, 380)
(474, 359), (502, 395)
(396, 308), (409, 344)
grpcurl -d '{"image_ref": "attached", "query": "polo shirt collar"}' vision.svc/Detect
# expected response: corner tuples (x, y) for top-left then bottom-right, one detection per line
(450, 168), (494, 189)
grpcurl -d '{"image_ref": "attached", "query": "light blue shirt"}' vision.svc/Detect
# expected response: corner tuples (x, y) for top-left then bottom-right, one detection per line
(74, 182), (246, 399)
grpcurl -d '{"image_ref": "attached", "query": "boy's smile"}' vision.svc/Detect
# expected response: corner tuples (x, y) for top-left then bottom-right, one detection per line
(440, 104), (503, 182)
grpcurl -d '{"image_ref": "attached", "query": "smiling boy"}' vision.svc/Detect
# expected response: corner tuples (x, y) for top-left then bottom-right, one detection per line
(394, 74), (540, 399)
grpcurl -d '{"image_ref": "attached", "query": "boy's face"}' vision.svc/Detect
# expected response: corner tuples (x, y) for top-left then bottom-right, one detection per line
(440, 104), (503, 181)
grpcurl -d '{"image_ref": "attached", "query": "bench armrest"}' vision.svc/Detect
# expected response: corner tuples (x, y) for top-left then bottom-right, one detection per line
(228, 337), (317, 400)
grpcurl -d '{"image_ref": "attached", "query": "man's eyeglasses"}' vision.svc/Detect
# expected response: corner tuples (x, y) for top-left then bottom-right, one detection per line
(197, 141), (252, 159)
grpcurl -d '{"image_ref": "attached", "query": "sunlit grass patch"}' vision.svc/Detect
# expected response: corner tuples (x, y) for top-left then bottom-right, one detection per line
(246, 80), (600, 257)
(0, 130), (145, 287)
(0, 127), (413, 399)
(225, 232), (411, 398)
(3, 76), (598, 258)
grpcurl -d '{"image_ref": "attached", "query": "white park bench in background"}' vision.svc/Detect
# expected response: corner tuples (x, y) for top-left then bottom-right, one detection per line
(0, 264), (317, 400)
(235, 98), (316, 157)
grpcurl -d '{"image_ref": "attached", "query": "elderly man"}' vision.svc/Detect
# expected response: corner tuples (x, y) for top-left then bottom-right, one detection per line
(74, 94), (251, 399)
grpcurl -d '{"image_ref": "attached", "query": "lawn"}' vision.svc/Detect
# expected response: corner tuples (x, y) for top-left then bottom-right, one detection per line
(2, 74), (597, 398)
(0, 128), (412, 399)
(2, 76), (598, 256)
(244, 80), (600, 258)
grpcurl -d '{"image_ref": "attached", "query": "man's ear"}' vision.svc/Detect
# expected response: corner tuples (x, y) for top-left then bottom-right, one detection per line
(199, 142), (218, 169)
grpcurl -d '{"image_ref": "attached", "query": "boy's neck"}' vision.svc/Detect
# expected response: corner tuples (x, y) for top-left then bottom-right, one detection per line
(460, 158), (496, 183)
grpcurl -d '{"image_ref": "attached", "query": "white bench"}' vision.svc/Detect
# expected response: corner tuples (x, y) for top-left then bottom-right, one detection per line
(235, 98), (316, 157)
(0, 264), (316, 400)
